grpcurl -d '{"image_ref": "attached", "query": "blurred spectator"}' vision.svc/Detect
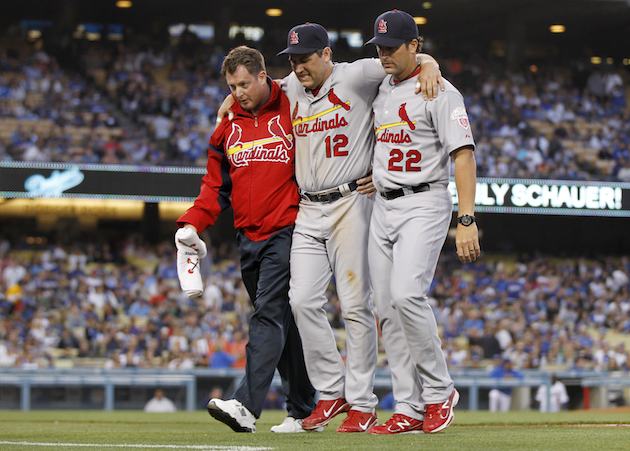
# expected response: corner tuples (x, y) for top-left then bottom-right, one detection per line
(378, 392), (396, 410)
(144, 388), (177, 413)
(209, 345), (236, 369)
(468, 323), (502, 359)
(209, 387), (224, 401)
(488, 359), (524, 412)
(535, 375), (569, 412)
(262, 387), (285, 410)
(208, 387), (223, 399)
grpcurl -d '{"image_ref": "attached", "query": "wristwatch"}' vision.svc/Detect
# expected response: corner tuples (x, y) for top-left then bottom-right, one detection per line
(457, 214), (476, 226)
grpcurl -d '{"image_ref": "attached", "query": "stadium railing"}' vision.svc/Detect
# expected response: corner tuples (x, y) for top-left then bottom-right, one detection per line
(0, 369), (196, 411)
(2, 368), (629, 411)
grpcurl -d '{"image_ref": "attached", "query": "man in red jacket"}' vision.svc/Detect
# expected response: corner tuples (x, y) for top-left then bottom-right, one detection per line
(176, 46), (315, 433)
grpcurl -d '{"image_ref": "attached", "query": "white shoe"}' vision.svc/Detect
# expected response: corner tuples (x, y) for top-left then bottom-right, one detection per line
(270, 417), (324, 433)
(207, 398), (256, 433)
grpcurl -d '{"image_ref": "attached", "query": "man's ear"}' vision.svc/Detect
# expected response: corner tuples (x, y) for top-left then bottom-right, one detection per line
(322, 47), (332, 63)
(410, 39), (421, 54)
(258, 70), (267, 83)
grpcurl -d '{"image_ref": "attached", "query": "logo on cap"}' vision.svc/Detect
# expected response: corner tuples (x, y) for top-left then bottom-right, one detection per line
(289, 31), (299, 45)
(377, 19), (387, 34)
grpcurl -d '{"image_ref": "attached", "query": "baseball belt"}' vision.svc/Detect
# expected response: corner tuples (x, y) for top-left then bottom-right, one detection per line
(301, 179), (360, 203)
(380, 182), (431, 200)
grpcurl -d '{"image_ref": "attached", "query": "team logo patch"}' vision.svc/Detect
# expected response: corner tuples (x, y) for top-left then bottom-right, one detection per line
(187, 257), (199, 274)
(450, 106), (470, 130)
(267, 116), (292, 149)
(374, 103), (415, 142)
(398, 103), (415, 130)
(225, 116), (292, 167)
(377, 19), (387, 34)
(292, 101), (299, 121)
(289, 31), (299, 45)
(327, 88), (350, 111)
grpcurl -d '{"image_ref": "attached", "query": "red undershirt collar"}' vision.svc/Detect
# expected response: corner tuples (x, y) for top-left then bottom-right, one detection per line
(393, 64), (422, 85)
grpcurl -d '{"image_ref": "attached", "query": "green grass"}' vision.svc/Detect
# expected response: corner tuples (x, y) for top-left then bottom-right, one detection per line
(1, 410), (630, 450)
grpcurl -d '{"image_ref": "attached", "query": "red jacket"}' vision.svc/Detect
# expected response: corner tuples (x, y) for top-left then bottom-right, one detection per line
(177, 80), (298, 241)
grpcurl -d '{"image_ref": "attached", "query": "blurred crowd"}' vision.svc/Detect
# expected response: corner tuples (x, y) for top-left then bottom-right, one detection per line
(1, 40), (628, 180)
(79, 37), (225, 165)
(1, 235), (629, 373)
(452, 63), (630, 181)
(0, 48), (146, 164)
(433, 255), (630, 372)
(0, 234), (250, 370)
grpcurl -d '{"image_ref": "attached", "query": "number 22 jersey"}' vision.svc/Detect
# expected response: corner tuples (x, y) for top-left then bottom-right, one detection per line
(372, 72), (475, 192)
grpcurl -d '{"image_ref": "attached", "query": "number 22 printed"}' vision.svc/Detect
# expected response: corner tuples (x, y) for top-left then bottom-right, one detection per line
(388, 149), (422, 172)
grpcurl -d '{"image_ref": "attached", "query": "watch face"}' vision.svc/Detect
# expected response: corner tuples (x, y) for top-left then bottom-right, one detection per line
(459, 215), (473, 226)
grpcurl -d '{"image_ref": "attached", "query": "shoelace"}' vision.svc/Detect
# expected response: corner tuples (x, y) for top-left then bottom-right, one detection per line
(424, 403), (441, 421)
(346, 410), (362, 420)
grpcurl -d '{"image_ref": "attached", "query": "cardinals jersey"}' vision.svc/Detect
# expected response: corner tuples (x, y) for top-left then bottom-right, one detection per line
(178, 80), (298, 241)
(282, 59), (386, 192)
(372, 74), (475, 192)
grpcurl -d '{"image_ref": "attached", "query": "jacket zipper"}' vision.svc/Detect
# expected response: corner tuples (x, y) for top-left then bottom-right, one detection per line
(251, 115), (257, 229)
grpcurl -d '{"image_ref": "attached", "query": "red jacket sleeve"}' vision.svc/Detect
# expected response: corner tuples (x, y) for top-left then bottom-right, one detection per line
(177, 122), (232, 231)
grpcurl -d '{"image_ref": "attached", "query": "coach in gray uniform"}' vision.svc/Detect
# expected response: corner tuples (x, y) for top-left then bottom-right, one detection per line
(277, 23), (442, 433)
(365, 10), (481, 435)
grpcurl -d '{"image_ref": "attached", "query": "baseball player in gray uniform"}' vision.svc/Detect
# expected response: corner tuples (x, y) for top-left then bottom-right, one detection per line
(365, 10), (480, 435)
(276, 23), (442, 433)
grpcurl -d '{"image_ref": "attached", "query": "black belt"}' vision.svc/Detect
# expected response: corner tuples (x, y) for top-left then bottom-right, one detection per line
(380, 183), (430, 200)
(301, 180), (359, 203)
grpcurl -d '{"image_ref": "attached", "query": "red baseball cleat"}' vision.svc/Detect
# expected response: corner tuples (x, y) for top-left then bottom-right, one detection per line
(369, 413), (423, 435)
(423, 389), (460, 434)
(301, 398), (350, 430)
(336, 409), (377, 433)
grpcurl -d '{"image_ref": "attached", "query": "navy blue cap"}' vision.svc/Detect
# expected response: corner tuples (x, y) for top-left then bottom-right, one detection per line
(366, 10), (419, 47)
(277, 23), (330, 55)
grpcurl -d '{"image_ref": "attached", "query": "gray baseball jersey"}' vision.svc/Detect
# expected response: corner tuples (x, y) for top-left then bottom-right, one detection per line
(282, 59), (384, 192)
(372, 77), (475, 192)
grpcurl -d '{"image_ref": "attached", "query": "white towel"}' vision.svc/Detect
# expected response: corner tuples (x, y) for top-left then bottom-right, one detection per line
(175, 227), (207, 257)
(177, 249), (203, 298)
(175, 228), (208, 298)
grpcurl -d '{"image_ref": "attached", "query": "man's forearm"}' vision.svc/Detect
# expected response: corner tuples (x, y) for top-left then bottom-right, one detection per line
(453, 148), (476, 216)
(417, 53), (438, 68)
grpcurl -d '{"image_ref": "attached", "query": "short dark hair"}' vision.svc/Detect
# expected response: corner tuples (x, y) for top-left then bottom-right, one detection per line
(405, 37), (424, 54)
(221, 46), (266, 77)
